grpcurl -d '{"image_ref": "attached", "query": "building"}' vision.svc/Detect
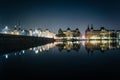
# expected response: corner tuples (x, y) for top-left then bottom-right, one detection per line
(28, 29), (33, 36)
(116, 30), (120, 39)
(85, 24), (116, 40)
(56, 28), (81, 40)
(20, 30), (29, 36)
(42, 29), (56, 38)
(32, 29), (39, 37)
(11, 27), (21, 35)
(1, 26), (11, 34)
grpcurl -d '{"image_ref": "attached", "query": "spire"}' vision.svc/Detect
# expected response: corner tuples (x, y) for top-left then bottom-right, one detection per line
(76, 28), (79, 30)
(67, 27), (71, 30)
(91, 24), (93, 30)
(87, 24), (90, 30)
(86, 24), (90, 32)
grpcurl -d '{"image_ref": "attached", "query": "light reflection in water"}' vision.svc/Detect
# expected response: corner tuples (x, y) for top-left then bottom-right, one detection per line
(29, 43), (57, 54)
(85, 40), (118, 53)
(5, 54), (8, 59)
(1, 40), (120, 59)
(29, 40), (120, 53)
(56, 41), (81, 52)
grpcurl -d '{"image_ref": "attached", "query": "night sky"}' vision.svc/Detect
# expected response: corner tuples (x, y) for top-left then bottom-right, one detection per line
(0, 0), (120, 34)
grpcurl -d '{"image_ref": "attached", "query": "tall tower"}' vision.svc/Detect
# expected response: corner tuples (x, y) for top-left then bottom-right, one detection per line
(85, 24), (90, 32)
(87, 24), (90, 30)
(91, 24), (93, 30)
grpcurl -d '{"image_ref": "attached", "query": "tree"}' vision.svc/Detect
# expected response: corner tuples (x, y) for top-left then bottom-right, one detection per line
(58, 28), (63, 34)
(56, 28), (66, 37)
(67, 27), (71, 30)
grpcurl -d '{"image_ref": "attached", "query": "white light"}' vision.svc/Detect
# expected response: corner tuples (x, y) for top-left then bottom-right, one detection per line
(5, 26), (8, 29)
(33, 47), (36, 51)
(39, 48), (42, 52)
(29, 48), (32, 50)
(5, 54), (8, 59)
(22, 50), (25, 53)
(4, 31), (7, 34)
(35, 50), (39, 54)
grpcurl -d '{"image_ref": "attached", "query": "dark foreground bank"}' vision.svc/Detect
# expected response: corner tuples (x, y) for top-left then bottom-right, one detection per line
(0, 34), (55, 54)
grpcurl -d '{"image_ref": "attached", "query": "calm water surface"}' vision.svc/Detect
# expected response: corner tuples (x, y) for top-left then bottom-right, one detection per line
(0, 40), (120, 79)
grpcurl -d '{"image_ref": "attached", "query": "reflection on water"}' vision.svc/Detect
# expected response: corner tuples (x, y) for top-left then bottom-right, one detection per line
(30, 40), (120, 54)
(29, 43), (56, 54)
(1, 40), (120, 59)
(1, 40), (120, 79)
(85, 40), (118, 53)
(56, 41), (81, 52)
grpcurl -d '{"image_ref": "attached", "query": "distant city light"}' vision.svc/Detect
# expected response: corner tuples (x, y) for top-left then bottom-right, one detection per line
(22, 50), (25, 53)
(5, 26), (8, 29)
(5, 54), (8, 59)
(35, 50), (39, 54)
(0, 25), (120, 40)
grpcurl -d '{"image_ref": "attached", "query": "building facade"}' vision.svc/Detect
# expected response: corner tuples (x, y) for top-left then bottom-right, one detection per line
(85, 24), (116, 40)
(56, 28), (81, 40)
(116, 30), (120, 39)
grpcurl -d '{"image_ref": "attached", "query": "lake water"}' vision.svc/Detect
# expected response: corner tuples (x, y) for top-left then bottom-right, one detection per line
(0, 40), (120, 79)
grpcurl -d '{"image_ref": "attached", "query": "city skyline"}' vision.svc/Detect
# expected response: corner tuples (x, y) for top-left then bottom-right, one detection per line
(0, 0), (120, 34)
(0, 24), (119, 34)
(1, 25), (120, 41)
